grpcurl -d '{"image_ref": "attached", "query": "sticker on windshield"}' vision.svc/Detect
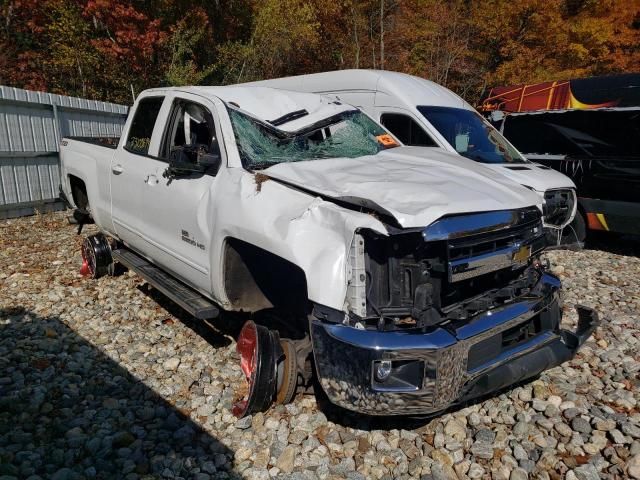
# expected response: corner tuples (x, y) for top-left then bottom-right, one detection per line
(376, 134), (399, 148)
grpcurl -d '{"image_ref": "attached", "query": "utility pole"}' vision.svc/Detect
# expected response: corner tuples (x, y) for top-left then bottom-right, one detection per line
(380, 0), (385, 70)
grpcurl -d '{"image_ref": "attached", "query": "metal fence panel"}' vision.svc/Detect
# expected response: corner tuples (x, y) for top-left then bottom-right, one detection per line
(0, 86), (128, 218)
(0, 103), (58, 153)
(0, 154), (60, 205)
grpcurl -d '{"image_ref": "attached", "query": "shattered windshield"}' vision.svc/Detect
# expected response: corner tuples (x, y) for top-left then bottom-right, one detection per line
(228, 107), (397, 169)
(418, 106), (527, 164)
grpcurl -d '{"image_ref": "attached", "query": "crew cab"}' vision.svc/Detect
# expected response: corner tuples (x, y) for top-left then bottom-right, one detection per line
(246, 70), (579, 246)
(60, 86), (597, 417)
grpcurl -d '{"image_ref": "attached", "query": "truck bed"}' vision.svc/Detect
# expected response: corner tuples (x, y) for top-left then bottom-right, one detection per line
(63, 136), (120, 149)
(59, 136), (120, 229)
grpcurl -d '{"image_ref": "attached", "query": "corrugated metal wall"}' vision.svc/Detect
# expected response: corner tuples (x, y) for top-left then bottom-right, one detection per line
(0, 86), (128, 219)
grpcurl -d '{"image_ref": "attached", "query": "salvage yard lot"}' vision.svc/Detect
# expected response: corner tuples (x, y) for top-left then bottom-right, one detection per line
(1, 212), (639, 480)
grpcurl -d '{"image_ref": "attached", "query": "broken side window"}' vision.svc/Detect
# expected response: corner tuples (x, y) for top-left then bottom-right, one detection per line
(227, 108), (397, 169)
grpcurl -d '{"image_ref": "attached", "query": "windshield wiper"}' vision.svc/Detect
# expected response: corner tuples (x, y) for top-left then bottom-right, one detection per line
(269, 109), (309, 127)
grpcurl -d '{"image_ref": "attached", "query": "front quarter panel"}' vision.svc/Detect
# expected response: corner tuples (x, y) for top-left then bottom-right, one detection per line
(209, 167), (387, 311)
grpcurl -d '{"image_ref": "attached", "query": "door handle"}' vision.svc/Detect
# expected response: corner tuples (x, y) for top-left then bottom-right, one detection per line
(145, 175), (159, 185)
(112, 164), (124, 175)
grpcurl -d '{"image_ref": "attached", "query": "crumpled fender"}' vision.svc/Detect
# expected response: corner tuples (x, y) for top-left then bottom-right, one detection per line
(208, 168), (387, 312)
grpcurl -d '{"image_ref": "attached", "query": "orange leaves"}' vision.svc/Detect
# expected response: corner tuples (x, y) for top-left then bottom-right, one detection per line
(1, 0), (637, 104)
(83, 1), (167, 67)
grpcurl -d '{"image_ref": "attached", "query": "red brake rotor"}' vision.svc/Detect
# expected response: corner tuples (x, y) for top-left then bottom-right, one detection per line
(232, 321), (258, 417)
(232, 321), (281, 418)
(80, 242), (92, 277)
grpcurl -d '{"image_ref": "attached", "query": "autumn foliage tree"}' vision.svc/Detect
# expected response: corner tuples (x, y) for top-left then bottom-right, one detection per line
(1, 0), (638, 104)
(83, 0), (166, 98)
(215, 0), (321, 83)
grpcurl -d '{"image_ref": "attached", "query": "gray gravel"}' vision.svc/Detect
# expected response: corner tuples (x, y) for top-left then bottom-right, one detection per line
(1, 212), (639, 479)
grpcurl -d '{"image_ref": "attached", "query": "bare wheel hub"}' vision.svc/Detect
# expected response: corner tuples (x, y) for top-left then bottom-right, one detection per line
(80, 233), (112, 278)
(232, 321), (282, 417)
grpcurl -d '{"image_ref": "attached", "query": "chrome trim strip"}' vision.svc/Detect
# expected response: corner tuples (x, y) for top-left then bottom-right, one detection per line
(321, 322), (456, 351)
(422, 208), (540, 241)
(449, 243), (530, 282)
(454, 300), (538, 340)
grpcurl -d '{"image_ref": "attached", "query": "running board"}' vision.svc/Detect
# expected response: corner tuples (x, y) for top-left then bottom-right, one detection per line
(112, 249), (219, 320)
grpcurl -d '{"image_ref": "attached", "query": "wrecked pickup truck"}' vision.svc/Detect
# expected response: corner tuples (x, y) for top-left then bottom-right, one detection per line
(59, 86), (598, 417)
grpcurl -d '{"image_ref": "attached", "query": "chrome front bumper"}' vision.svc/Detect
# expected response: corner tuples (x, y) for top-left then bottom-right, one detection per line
(311, 273), (598, 416)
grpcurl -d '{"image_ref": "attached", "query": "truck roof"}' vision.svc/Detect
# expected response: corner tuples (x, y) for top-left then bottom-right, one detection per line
(243, 69), (472, 111)
(141, 85), (354, 132)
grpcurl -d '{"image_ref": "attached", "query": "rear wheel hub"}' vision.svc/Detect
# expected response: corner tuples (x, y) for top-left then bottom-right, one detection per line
(232, 321), (282, 417)
(80, 233), (112, 278)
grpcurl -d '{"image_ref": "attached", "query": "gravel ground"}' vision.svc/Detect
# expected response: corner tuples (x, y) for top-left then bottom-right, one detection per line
(1, 212), (639, 480)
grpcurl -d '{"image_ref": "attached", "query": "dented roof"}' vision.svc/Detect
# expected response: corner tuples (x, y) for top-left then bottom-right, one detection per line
(144, 85), (354, 132)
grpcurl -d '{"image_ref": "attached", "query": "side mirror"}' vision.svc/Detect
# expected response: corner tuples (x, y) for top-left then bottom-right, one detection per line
(164, 146), (222, 180)
(198, 152), (222, 176)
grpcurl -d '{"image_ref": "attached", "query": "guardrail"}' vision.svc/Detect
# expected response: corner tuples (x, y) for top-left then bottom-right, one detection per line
(0, 86), (128, 219)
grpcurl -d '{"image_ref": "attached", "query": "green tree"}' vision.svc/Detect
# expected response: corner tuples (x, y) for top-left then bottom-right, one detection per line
(44, 1), (99, 98)
(165, 8), (215, 86)
(215, 0), (321, 83)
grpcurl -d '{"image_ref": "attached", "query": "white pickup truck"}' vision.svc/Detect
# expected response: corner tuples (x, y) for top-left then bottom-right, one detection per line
(60, 85), (597, 417)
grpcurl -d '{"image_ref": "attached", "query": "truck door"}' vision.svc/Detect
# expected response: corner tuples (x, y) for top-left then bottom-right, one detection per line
(128, 94), (223, 294)
(110, 96), (166, 250)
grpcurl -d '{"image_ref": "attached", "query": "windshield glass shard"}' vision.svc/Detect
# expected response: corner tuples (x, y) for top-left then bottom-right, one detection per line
(228, 107), (397, 168)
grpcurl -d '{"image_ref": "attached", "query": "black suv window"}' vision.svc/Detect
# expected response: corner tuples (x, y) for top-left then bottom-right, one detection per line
(125, 97), (164, 155)
(380, 113), (436, 146)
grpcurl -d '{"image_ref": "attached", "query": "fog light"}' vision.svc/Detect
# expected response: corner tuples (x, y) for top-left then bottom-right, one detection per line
(374, 360), (392, 382)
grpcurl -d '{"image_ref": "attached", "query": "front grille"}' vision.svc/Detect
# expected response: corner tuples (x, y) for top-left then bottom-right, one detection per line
(447, 216), (545, 283)
(543, 189), (575, 227)
(360, 208), (546, 328)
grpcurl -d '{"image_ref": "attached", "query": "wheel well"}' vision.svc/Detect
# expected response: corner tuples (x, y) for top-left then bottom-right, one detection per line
(69, 175), (88, 211)
(223, 238), (309, 317)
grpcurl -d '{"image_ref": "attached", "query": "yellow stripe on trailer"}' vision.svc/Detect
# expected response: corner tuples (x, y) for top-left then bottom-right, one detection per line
(596, 213), (610, 231)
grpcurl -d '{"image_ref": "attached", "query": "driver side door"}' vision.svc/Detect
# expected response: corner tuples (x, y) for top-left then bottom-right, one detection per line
(133, 93), (223, 294)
